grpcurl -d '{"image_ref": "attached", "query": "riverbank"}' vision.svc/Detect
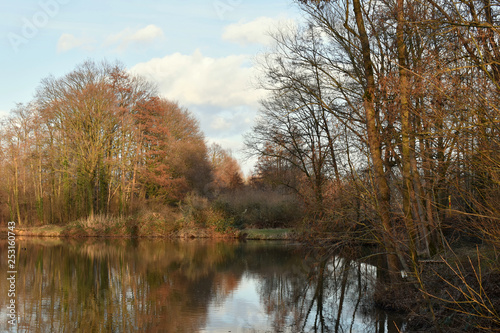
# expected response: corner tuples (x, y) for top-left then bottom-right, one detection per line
(0, 224), (295, 240)
(372, 241), (500, 332)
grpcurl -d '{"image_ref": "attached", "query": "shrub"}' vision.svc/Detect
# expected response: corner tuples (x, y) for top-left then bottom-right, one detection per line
(63, 214), (128, 236)
(205, 208), (237, 233)
(133, 204), (181, 236)
(179, 192), (210, 227)
(215, 188), (303, 228)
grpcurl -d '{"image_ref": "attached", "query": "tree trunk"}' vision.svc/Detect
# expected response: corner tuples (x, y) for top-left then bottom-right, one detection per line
(352, 0), (401, 282)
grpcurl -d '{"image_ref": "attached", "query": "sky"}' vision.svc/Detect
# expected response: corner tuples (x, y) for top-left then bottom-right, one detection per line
(0, 0), (303, 175)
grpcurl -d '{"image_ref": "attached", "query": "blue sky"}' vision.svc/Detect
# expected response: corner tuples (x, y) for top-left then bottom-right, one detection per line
(1, 0), (303, 175)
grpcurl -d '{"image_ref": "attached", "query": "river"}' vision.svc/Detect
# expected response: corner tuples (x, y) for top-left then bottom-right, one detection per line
(0, 238), (405, 332)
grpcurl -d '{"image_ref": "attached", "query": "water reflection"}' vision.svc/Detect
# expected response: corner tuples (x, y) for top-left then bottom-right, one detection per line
(0, 239), (404, 332)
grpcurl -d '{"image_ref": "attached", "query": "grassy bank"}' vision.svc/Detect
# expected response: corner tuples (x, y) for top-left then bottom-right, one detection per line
(7, 225), (66, 237)
(0, 188), (303, 240)
(244, 228), (294, 240)
(1, 222), (295, 241)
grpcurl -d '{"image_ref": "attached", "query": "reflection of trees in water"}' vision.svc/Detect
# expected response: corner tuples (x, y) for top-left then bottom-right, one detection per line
(255, 252), (404, 333)
(0, 240), (404, 332)
(0, 239), (246, 333)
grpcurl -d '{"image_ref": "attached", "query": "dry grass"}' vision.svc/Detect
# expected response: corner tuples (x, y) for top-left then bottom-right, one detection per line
(243, 228), (295, 240)
(62, 204), (182, 237)
(62, 214), (128, 237)
(14, 225), (65, 237)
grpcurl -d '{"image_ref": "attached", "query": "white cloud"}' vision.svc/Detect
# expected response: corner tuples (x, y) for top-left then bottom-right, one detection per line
(222, 16), (296, 46)
(130, 49), (265, 108)
(211, 116), (232, 131)
(57, 33), (94, 52)
(130, 51), (265, 176)
(130, 24), (164, 43)
(105, 24), (165, 51)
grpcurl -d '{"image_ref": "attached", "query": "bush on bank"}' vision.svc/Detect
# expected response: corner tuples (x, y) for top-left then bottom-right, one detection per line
(55, 188), (302, 238)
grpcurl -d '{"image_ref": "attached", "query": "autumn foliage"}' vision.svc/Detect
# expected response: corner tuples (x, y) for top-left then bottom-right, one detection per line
(0, 61), (211, 225)
(207, 143), (244, 194)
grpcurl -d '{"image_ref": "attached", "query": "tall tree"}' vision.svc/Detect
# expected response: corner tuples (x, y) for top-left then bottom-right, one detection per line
(0, 60), (211, 224)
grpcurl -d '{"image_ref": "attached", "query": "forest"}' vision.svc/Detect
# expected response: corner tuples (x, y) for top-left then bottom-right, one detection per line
(1, 0), (500, 330)
(247, 0), (500, 329)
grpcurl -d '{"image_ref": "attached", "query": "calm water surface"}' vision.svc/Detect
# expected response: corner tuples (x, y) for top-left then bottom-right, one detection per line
(0, 238), (405, 332)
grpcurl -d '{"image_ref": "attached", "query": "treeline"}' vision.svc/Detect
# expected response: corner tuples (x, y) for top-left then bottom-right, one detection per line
(0, 61), (243, 225)
(246, 0), (500, 278)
